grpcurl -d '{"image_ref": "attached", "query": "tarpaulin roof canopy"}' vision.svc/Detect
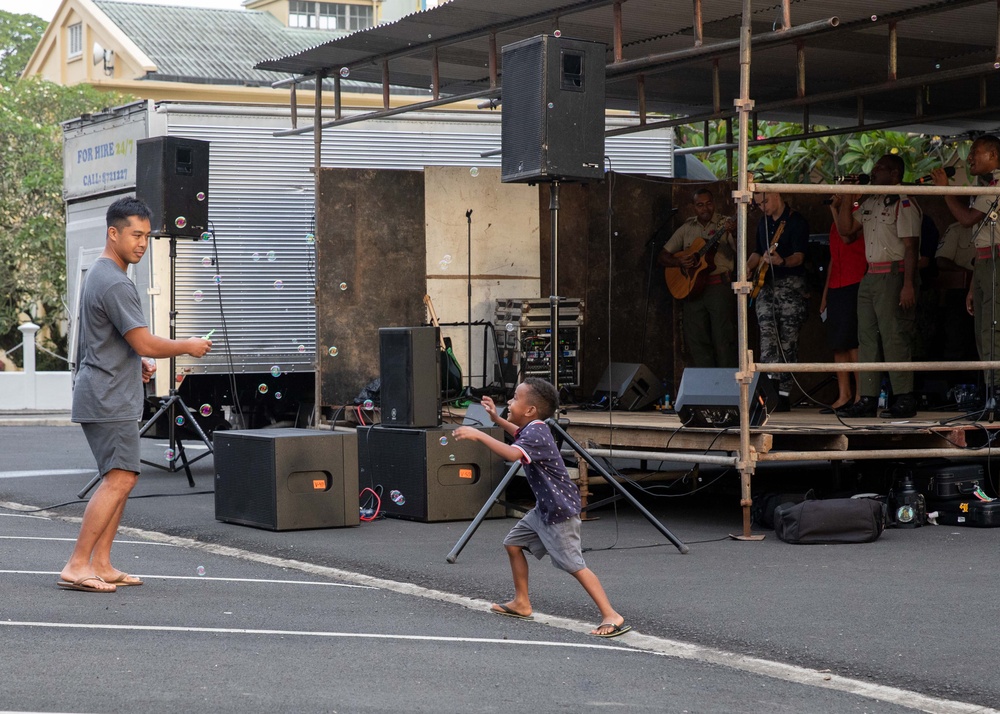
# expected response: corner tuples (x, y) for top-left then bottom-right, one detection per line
(255, 0), (1000, 135)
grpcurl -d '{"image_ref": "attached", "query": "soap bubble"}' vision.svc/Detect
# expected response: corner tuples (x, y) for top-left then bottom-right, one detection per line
(252, 252), (261, 262)
(274, 280), (284, 290)
(470, 167), (479, 177)
(439, 436), (448, 446)
(449, 454), (456, 462)
(871, 14), (877, 21)
(201, 256), (212, 267)
(196, 565), (206, 576)
(297, 344), (306, 353)
(258, 383), (269, 394)
(196, 192), (206, 202)
(199, 404), (213, 417)
(339, 282), (348, 291)
(175, 415), (185, 426)
(547, 102), (554, 109)
(213, 274), (222, 285)
(362, 399), (374, 410)
(442, 254), (452, 263)
(340, 66), (350, 78)
(193, 290), (204, 302)
(439, 260), (449, 270)
(505, 322), (515, 332)
(164, 448), (176, 461)
(267, 250), (276, 262)
(201, 232), (212, 241)
(270, 365), (281, 377)
(390, 489), (405, 505)
(306, 233), (315, 244)
(328, 346), (339, 357)
(174, 216), (187, 229)
(553, 29), (562, 37)
(275, 392), (283, 400)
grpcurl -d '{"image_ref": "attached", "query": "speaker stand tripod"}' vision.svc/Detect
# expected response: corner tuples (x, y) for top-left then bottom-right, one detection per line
(79, 233), (213, 499)
(446, 417), (689, 563)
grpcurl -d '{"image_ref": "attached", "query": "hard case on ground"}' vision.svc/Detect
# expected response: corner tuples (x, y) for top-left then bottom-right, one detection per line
(912, 463), (984, 501)
(929, 499), (1000, 527)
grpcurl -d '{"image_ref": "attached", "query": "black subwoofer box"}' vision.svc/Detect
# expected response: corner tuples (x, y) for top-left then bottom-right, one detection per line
(357, 424), (506, 522)
(214, 428), (359, 530)
(501, 35), (606, 183)
(136, 136), (210, 238)
(674, 368), (778, 427)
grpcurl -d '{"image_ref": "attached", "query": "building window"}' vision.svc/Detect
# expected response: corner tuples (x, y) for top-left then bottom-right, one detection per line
(67, 23), (83, 58)
(289, 1), (373, 31)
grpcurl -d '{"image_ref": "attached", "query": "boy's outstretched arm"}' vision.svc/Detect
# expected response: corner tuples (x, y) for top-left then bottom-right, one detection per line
(479, 395), (519, 438)
(454, 425), (522, 462)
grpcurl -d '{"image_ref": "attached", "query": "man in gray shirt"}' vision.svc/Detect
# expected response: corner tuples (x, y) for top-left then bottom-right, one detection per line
(59, 196), (212, 593)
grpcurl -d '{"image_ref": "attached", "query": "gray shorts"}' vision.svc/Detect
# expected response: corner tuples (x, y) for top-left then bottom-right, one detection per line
(503, 508), (586, 573)
(80, 420), (142, 477)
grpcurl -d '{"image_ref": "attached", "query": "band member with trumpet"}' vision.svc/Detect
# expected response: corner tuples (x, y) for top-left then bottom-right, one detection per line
(658, 187), (737, 368)
(835, 154), (921, 419)
(932, 135), (1000, 410)
(746, 189), (809, 412)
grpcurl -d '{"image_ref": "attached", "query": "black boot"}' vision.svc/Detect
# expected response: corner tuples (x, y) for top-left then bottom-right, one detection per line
(836, 396), (877, 418)
(880, 392), (917, 419)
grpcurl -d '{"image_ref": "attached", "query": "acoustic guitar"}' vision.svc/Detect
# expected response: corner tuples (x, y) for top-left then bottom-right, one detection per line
(664, 224), (733, 300)
(423, 294), (464, 399)
(748, 220), (786, 306)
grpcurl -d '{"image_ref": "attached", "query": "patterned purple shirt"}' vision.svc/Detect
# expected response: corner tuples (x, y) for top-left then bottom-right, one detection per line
(512, 420), (581, 525)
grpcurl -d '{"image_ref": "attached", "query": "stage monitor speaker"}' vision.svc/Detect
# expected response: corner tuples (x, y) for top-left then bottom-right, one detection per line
(674, 368), (777, 428)
(357, 424), (506, 522)
(379, 326), (441, 428)
(500, 35), (606, 184)
(214, 428), (359, 531)
(135, 136), (210, 239)
(593, 362), (665, 411)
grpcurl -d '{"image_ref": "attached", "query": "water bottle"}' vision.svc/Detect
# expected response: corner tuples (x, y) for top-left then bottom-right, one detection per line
(878, 388), (888, 410)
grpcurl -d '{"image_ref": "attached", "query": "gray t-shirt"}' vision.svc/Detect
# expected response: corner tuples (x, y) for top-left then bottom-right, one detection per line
(72, 257), (148, 423)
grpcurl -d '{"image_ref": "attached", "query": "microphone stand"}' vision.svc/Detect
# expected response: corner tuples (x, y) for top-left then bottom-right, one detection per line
(466, 209), (473, 389)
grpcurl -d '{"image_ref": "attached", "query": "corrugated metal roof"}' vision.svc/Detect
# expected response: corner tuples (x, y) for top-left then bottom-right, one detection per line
(93, 1), (356, 87)
(254, 0), (1000, 132)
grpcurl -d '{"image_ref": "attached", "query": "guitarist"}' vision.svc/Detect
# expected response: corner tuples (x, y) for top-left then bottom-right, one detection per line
(657, 188), (738, 368)
(746, 190), (809, 412)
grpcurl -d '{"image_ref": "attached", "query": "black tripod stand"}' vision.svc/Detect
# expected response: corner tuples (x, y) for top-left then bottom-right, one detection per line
(446, 418), (688, 562)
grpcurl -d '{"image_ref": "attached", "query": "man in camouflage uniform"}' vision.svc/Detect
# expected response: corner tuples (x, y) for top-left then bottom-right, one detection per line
(746, 191), (809, 411)
(659, 188), (737, 368)
(836, 154), (921, 418)
(933, 135), (1000, 406)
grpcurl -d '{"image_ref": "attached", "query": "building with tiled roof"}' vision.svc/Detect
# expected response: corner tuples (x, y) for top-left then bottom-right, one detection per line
(22, 0), (428, 105)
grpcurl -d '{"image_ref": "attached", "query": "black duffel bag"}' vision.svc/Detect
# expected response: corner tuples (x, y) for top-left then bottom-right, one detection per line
(774, 497), (886, 544)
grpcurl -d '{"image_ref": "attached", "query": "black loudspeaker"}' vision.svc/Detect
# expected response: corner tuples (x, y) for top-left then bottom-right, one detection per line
(357, 424), (506, 522)
(379, 326), (441, 428)
(214, 428), (359, 531)
(135, 136), (210, 239)
(501, 35), (606, 183)
(674, 368), (778, 427)
(593, 362), (665, 411)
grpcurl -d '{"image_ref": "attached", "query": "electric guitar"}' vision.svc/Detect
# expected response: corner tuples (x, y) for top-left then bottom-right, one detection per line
(664, 223), (734, 300)
(748, 220), (786, 306)
(423, 294), (464, 399)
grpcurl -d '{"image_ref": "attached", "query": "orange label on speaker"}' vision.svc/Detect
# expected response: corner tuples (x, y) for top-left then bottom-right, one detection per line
(312, 479), (326, 490)
(459, 468), (473, 480)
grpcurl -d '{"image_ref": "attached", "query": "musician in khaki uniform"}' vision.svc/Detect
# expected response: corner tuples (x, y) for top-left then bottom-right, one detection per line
(659, 188), (737, 368)
(932, 134), (1000, 406)
(835, 154), (921, 419)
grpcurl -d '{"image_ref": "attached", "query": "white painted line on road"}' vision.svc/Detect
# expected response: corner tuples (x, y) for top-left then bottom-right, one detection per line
(0, 536), (181, 546)
(0, 620), (638, 653)
(0, 513), (49, 520)
(0, 469), (93, 480)
(2, 499), (994, 714)
(0, 570), (376, 589)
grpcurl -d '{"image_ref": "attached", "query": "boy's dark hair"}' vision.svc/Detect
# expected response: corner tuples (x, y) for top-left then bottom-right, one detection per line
(522, 377), (559, 420)
(107, 195), (152, 231)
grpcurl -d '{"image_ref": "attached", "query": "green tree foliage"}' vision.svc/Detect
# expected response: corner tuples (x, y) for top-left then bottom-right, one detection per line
(0, 9), (45, 82)
(0, 10), (130, 369)
(675, 121), (967, 183)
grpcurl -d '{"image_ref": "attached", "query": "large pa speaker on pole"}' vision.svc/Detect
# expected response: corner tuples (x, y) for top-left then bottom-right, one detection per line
(135, 136), (210, 239)
(674, 368), (778, 427)
(379, 326), (441, 428)
(593, 362), (665, 411)
(500, 35), (606, 184)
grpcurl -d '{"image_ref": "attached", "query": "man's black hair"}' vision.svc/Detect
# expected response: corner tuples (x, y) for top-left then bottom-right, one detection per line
(693, 187), (714, 201)
(107, 195), (152, 231)
(522, 377), (559, 420)
(882, 154), (905, 180)
(975, 134), (1000, 158)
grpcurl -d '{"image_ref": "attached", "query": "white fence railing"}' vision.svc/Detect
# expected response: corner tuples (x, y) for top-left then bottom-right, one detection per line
(0, 322), (72, 411)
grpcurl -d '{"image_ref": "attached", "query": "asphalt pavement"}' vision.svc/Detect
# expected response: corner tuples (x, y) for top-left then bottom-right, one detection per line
(1, 420), (999, 713)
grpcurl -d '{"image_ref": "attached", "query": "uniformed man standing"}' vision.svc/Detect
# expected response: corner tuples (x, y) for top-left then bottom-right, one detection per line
(932, 135), (1000, 406)
(835, 154), (921, 418)
(659, 188), (737, 368)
